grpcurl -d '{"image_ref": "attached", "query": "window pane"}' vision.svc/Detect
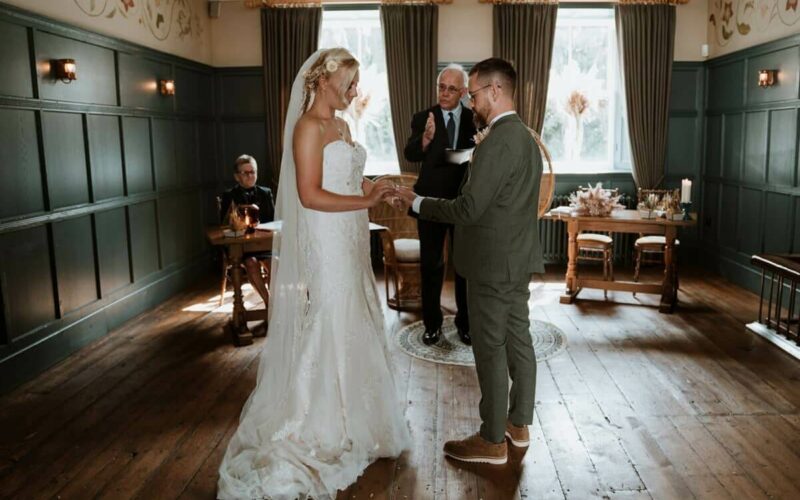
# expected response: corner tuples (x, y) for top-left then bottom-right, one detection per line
(542, 8), (630, 173)
(320, 9), (399, 176)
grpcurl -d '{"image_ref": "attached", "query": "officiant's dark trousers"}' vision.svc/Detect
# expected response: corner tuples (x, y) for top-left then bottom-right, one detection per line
(467, 277), (536, 444)
(418, 219), (469, 333)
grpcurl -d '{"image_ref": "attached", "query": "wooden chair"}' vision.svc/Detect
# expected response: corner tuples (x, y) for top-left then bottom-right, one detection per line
(218, 255), (270, 307)
(368, 174), (422, 311)
(634, 188), (680, 288)
(575, 186), (617, 297)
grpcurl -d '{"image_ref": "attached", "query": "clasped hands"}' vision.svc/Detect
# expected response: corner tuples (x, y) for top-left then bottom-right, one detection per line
(363, 179), (417, 210)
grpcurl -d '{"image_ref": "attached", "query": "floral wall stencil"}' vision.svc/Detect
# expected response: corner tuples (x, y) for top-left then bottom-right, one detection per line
(0, 0), (212, 63)
(74, 0), (204, 42)
(709, 0), (800, 56)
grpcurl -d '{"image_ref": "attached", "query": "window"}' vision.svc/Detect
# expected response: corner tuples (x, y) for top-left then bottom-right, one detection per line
(542, 8), (631, 173)
(320, 8), (399, 176)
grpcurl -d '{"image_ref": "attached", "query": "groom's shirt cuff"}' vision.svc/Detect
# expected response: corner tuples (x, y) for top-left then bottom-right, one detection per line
(412, 196), (424, 213)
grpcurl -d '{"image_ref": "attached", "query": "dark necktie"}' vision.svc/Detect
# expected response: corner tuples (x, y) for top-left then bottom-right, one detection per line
(446, 111), (456, 149)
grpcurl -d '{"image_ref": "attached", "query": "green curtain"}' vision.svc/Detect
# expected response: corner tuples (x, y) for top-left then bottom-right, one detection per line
(262, 6), (321, 188)
(381, 4), (438, 174)
(492, 3), (558, 134)
(615, 4), (676, 189)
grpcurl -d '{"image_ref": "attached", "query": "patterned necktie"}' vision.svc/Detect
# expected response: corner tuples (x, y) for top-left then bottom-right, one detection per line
(446, 112), (456, 149)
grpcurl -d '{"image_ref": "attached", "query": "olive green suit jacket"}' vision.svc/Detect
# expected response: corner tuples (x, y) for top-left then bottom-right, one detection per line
(419, 113), (544, 282)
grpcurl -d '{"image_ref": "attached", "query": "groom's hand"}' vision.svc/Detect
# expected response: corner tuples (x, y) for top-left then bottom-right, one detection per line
(395, 186), (416, 209)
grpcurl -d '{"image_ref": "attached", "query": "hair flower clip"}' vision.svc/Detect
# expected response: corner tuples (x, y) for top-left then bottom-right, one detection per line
(325, 60), (339, 73)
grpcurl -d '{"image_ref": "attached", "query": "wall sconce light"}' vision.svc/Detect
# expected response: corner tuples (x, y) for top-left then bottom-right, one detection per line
(758, 69), (777, 88)
(159, 79), (175, 96)
(53, 59), (77, 83)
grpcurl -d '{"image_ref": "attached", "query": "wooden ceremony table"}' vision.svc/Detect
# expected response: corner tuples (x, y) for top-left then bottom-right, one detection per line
(205, 226), (273, 346)
(542, 209), (697, 313)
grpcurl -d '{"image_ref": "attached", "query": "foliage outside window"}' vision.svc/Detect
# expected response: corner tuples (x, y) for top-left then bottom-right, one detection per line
(542, 8), (631, 173)
(320, 8), (400, 176)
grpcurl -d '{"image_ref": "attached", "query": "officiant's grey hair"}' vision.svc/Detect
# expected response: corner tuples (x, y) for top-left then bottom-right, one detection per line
(437, 63), (468, 88)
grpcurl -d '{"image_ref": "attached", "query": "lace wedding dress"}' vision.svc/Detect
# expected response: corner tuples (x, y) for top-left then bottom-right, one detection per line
(217, 139), (410, 500)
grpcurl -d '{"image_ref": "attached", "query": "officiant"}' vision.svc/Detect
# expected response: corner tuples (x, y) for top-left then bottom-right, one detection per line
(404, 64), (476, 346)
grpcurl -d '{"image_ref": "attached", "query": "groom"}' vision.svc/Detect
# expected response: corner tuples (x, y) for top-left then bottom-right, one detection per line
(396, 57), (543, 464)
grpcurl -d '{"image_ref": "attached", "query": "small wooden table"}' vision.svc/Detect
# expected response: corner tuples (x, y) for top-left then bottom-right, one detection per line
(543, 209), (696, 313)
(206, 227), (274, 346)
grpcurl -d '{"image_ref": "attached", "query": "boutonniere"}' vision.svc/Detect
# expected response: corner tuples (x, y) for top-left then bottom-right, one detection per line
(473, 127), (490, 146)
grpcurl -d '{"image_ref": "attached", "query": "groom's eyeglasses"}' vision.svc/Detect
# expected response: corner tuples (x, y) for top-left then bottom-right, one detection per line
(467, 84), (492, 102)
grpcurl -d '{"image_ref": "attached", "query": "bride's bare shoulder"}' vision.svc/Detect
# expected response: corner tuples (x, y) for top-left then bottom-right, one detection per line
(294, 115), (324, 146)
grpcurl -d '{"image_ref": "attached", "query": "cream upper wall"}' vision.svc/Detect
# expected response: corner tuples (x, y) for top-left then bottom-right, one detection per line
(1, 0), (213, 64)
(707, 0), (800, 58)
(210, 0), (710, 68)
(2, 0), (713, 67)
(210, 0), (262, 67)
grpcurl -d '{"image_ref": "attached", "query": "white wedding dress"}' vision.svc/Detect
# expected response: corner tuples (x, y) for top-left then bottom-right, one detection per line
(217, 138), (411, 500)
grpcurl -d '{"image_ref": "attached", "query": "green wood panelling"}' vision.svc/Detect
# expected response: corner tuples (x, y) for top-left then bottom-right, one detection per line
(737, 188), (762, 255)
(0, 109), (45, 219)
(52, 216), (98, 315)
(723, 113), (743, 181)
(701, 182), (719, 242)
(128, 201), (160, 281)
(0, 226), (55, 341)
(719, 185), (739, 250)
(768, 108), (797, 187)
(216, 73), (265, 117)
(764, 193), (792, 253)
(41, 111), (90, 209)
(152, 118), (177, 190)
(708, 61), (744, 111)
(87, 114), (125, 201)
(175, 120), (197, 188)
(746, 46), (800, 105)
(743, 111), (768, 185)
(0, 20), (32, 98)
(118, 52), (173, 112)
(95, 208), (131, 297)
(122, 116), (154, 195)
(35, 31), (116, 106)
(705, 115), (722, 178)
(666, 117), (698, 176)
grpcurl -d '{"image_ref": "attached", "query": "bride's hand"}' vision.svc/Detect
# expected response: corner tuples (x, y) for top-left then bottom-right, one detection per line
(366, 183), (394, 207)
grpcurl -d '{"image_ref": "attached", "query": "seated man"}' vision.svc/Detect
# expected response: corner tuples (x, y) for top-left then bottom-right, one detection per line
(219, 154), (275, 305)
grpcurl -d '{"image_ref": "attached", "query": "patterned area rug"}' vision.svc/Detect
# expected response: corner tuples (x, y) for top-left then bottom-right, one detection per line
(396, 315), (567, 366)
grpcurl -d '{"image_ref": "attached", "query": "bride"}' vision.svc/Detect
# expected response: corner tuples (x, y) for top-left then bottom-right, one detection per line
(217, 48), (410, 499)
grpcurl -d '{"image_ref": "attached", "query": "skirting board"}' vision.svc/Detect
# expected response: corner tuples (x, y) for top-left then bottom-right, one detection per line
(746, 321), (800, 361)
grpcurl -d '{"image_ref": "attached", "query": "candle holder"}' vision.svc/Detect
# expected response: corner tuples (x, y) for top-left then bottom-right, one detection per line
(680, 201), (692, 221)
(237, 204), (260, 234)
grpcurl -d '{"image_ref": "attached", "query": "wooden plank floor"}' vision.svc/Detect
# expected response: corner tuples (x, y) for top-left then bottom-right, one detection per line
(1, 264), (799, 499)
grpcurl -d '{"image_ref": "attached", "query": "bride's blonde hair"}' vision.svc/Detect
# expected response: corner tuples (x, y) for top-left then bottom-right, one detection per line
(302, 48), (359, 112)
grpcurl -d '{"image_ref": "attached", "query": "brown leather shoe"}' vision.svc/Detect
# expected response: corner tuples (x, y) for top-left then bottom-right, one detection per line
(505, 421), (530, 448)
(443, 433), (507, 464)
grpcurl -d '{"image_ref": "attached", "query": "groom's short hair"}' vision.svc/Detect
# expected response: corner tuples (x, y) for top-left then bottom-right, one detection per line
(468, 58), (516, 96)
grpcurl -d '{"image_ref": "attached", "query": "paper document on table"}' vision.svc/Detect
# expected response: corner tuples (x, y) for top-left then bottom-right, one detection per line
(255, 220), (282, 231)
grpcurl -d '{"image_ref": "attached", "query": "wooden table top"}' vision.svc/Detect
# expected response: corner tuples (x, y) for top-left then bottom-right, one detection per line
(205, 226), (275, 247)
(542, 209), (697, 227)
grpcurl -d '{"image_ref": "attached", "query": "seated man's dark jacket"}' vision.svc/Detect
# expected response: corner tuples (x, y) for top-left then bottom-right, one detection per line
(404, 104), (477, 199)
(219, 185), (275, 224)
